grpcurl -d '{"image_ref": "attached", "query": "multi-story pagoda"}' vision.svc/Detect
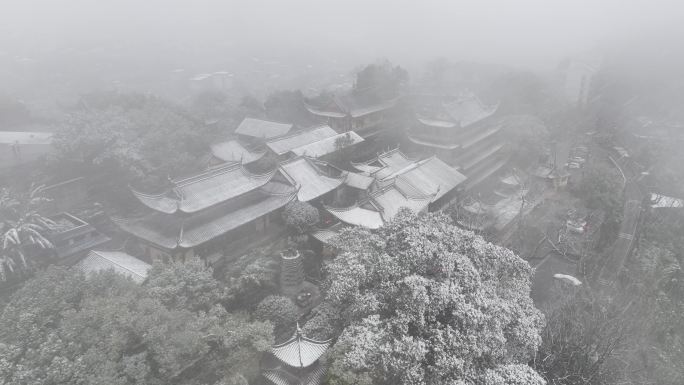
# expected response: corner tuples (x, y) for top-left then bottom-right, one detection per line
(262, 325), (330, 385)
(408, 91), (506, 190)
(115, 162), (297, 261)
(305, 92), (400, 139)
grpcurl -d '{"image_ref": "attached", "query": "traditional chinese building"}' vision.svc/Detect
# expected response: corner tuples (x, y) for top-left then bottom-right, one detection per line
(212, 122), (363, 165)
(262, 325), (330, 385)
(305, 92), (399, 139)
(276, 157), (347, 204)
(115, 162), (297, 261)
(322, 149), (466, 229)
(210, 118), (293, 165)
(408, 91), (506, 190)
(75, 250), (151, 283)
(46, 212), (110, 264)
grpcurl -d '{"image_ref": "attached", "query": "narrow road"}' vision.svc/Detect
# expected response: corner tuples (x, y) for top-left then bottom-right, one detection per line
(597, 157), (643, 285)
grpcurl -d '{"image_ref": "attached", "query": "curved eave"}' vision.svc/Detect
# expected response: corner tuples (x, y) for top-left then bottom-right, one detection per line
(407, 135), (460, 150)
(131, 189), (179, 214)
(175, 167), (278, 214)
(416, 116), (457, 128)
(210, 142), (267, 164)
(304, 103), (346, 118)
(324, 205), (383, 229)
(270, 334), (332, 368)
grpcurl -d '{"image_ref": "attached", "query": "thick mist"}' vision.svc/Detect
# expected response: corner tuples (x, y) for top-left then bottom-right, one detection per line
(2, 0), (683, 86)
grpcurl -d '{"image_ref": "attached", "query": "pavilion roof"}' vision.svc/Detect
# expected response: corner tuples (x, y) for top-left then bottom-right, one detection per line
(278, 157), (345, 202)
(235, 118), (293, 139)
(270, 327), (331, 368)
(131, 163), (276, 214)
(263, 365), (327, 385)
(116, 182), (296, 250)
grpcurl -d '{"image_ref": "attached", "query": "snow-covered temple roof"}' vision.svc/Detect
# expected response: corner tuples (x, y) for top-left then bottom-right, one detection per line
(270, 326), (331, 368)
(266, 126), (337, 155)
(131, 163), (276, 214)
(210, 139), (266, 164)
(290, 131), (364, 158)
(75, 250), (151, 283)
(117, 181), (296, 250)
(278, 157), (345, 202)
(442, 91), (498, 128)
(235, 118), (293, 139)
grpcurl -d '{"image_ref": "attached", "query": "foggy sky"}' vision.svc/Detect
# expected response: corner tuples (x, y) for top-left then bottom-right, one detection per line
(2, 0), (683, 70)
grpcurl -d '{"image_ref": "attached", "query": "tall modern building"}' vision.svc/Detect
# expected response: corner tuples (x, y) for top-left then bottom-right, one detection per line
(562, 54), (601, 107)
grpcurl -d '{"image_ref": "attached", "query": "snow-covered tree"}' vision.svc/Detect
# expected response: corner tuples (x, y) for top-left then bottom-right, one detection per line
(282, 201), (319, 234)
(318, 210), (545, 385)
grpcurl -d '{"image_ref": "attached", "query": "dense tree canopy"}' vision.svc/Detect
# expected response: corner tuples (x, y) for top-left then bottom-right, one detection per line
(51, 92), (219, 186)
(499, 115), (549, 168)
(354, 61), (408, 102)
(282, 201), (320, 234)
(314, 210), (545, 385)
(536, 243), (683, 385)
(571, 163), (623, 249)
(0, 262), (272, 385)
(264, 90), (310, 125)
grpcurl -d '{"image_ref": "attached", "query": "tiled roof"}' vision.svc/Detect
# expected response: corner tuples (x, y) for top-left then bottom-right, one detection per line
(407, 134), (460, 150)
(416, 117), (457, 128)
(380, 156), (466, 202)
(75, 250), (151, 283)
(304, 103), (346, 118)
(310, 223), (345, 244)
(270, 328), (331, 368)
(305, 94), (398, 118)
(131, 163), (275, 214)
(377, 149), (414, 171)
(290, 131), (364, 158)
(279, 158), (345, 202)
(266, 126), (337, 155)
(263, 365), (327, 385)
(370, 184), (432, 222)
(210, 139), (266, 164)
(116, 182), (296, 250)
(325, 205), (384, 229)
(325, 182), (433, 228)
(349, 98), (398, 118)
(344, 172), (374, 190)
(235, 118), (293, 139)
(350, 161), (384, 175)
(442, 92), (498, 128)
